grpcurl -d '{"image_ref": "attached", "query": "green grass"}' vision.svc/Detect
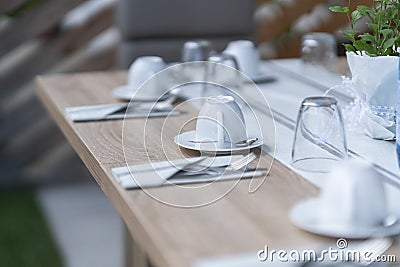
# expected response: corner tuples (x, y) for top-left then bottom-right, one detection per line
(0, 189), (63, 267)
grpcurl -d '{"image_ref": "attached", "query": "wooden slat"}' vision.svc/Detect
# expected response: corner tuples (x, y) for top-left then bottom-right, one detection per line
(0, 0), (30, 15)
(256, 0), (327, 43)
(271, 0), (370, 58)
(0, 138), (92, 186)
(0, 0), (87, 57)
(0, 38), (117, 143)
(0, 39), (116, 184)
(0, 0), (116, 186)
(0, 114), (64, 167)
(0, 80), (35, 117)
(52, 37), (117, 73)
(0, 3), (115, 100)
(0, 94), (45, 145)
(22, 141), (93, 184)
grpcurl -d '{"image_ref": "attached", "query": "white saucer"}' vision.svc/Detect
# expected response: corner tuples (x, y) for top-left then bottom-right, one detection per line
(174, 130), (263, 154)
(290, 198), (400, 239)
(112, 85), (167, 101)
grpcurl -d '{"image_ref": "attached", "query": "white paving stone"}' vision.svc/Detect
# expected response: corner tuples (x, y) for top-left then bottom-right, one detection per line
(37, 181), (124, 267)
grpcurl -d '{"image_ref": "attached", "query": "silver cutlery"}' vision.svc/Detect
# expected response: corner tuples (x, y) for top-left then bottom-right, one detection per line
(228, 152), (257, 169)
(116, 153), (260, 188)
(188, 140), (217, 143)
(188, 138), (259, 147)
(113, 157), (207, 183)
(167, 169), (266, 185)
(235, 137), (258, 147)
(67, 96), (179, 122)
(172, 153), (257, 178)
(67, 99), (171, 114)
(114, 155), (243, 179)
(109, 97), (177, 115)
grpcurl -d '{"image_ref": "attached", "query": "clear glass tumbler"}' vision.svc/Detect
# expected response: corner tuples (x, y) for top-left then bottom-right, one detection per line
(181, 40), (212, 62)
(291, 96), (348, 173)
(203, 53), (242, 97)
(301, 32), (338, 72)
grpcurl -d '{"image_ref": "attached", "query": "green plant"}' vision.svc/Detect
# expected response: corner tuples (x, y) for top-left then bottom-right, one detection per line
(0, 190), (64, 267)
(329, 0), (400, 56)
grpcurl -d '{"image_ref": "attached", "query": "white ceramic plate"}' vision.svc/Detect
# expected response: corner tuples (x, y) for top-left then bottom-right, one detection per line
(174, 131), (263, 154)
(289, 198), (400, 239)
(112, 85), (167, 101)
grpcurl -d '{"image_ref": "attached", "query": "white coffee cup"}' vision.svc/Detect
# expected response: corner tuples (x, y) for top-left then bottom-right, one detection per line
(195, 95), (247, 147)
(223, 40), (260, 79)
(127, 56), (167, 97)
(319, 159), (387, 228)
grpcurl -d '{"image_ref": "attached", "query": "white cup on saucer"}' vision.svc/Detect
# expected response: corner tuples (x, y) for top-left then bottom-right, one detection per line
(319, 159), (387, 229)
(223, 40), (260, 79)
(128, 56), (167, 98)
(195, 95), (247, 148)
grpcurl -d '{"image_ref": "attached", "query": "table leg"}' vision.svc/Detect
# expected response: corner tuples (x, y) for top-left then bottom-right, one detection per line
(124, 225), (151, 267)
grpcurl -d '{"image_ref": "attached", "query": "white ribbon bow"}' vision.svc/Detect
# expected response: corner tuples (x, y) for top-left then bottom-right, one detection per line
(324, 76), (395, 140)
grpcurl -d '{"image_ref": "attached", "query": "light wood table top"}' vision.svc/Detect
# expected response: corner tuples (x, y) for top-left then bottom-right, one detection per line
(35, 68), (374, 267)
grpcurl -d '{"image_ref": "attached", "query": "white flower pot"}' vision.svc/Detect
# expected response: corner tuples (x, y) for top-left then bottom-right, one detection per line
(346, 51), (399, 139)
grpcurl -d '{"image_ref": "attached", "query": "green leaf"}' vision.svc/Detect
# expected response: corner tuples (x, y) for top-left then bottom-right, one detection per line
(381, 29), (393, 38)
(329, 6), (348, 13)
(353, 40), (366, 52)
(344, 44), (357, 53)
(351, 10), (362, 26)
(359, 33), (375, 43)
(363, 43), (377, 55)
(383, 47), (395, 56)
(356, 5), (373, 15)
(368, 23), (379, 35)
(343, 30), (358, 43)
(383, 37), (396, 51)
(333, 0), (400, 56)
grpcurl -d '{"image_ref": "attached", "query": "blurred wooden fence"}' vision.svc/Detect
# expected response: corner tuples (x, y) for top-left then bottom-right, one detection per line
(255, 0), (370, 58)
(0, 0), (369, 186)
(0, 0), (118, 186)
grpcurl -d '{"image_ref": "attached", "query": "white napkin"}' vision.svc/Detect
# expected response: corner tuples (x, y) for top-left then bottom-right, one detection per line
(345, 52), (398, 140)
(66, 103), (128, 121)
(112, 157), (205, 188)
(362, 112), (395, 140)
(346, 52), (398, 109)
(66, 103), (179, 122)
(111, 155), (260, 189)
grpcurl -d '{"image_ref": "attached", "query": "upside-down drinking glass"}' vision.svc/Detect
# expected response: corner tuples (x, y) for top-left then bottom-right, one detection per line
(291, 96), (348, 173)
(202, 53), (242, 97)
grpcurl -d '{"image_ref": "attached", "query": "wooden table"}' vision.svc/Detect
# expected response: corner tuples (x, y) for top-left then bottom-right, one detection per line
(36, 61), (399, 266)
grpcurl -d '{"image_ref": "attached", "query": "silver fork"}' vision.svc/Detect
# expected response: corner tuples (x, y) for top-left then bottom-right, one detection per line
(230, 152), (257, 170)
(176, 152), (257, 177)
